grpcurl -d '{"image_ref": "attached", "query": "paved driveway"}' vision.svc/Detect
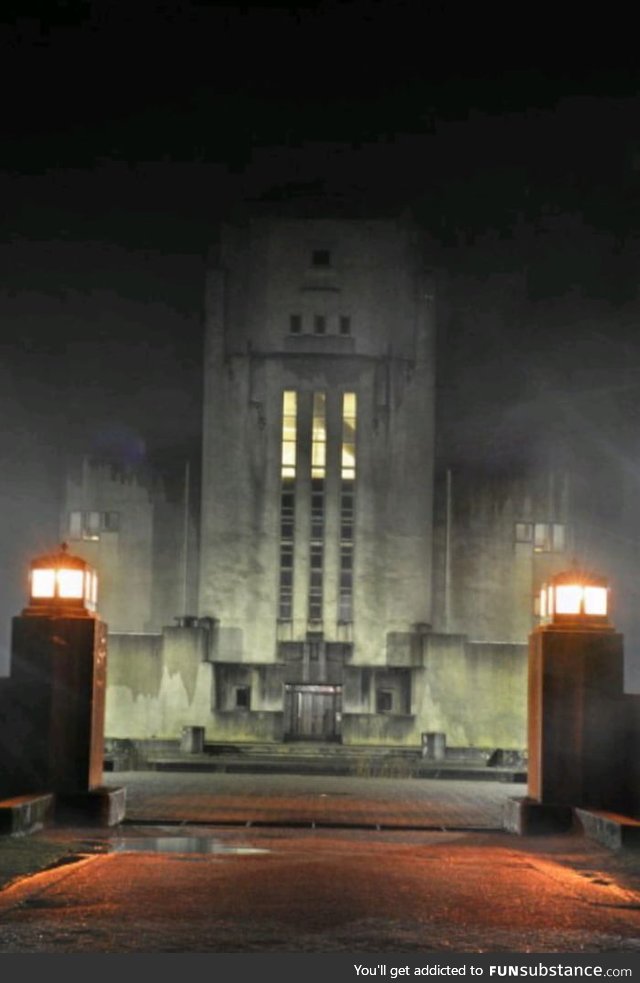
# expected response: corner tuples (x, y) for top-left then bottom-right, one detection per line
(104, 771), (520, 829)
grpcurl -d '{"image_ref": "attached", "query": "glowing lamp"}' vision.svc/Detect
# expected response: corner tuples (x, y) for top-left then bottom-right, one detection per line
(538, 569), (610, 630)
(25, 543), (98, 617)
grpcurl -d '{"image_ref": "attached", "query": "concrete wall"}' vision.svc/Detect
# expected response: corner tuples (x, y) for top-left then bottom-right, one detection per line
(104, 624), (527, 750)
(431, 468), (574, 643)
(62, 457), (198, 634)
(105, 626), (214, 739)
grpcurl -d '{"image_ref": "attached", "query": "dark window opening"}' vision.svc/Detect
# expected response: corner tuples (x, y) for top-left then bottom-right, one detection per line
(376, 689), (393, 713)
(339, 315), (351, 335)
(235, 686), (251, 709)
(314, 314), (326, 335)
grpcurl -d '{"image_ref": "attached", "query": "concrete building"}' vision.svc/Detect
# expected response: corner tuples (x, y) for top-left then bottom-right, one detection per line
(57, 215), (638, 754)
(197, 216), (436, 743)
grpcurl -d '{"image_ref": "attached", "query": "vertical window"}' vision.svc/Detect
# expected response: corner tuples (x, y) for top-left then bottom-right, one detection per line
(341, 392), (356, 479)
(339, 315), (351, 336)
(339, 393), (357, 622)
(309, 392), (326, 622)
(289, 314), (302, 334)
(314, 314), (326, 335)
(281, 391), (297, 479)
(311, 392), (326, 479)
(279, 391), (297, 620)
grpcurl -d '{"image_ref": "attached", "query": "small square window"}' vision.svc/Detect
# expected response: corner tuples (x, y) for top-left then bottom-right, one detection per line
(83, 511), (101, 541)
(515, 522), (533, 544)
(69, 511), (83, 539)
(534, 523), (551, 553)
(289, 314), (302, 334)
(235, 686), (250, 709)
(376, 689), (393, 713)
(339, 315), (351, 335)
(552, 523), (566, 552)
(312, 249), (331, 268)
(103, 511), (120, 532)
(314, 315), (326, 335)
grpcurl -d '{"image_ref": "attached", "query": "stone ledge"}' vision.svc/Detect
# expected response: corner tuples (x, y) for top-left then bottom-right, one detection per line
(575, 808), (640, 850)
(0, 794), (55, 836)
(56, 786), (126, 827)
(503, 796), (573, 835)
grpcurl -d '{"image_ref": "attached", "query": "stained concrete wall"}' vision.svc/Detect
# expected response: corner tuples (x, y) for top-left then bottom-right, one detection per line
(432, 468), (574, 643)
(105, 626), (214, 739)
(104, 624), (527, 749)
(62, 458), (199, 634)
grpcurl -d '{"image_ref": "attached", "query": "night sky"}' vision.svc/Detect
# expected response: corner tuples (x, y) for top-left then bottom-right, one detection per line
(1, 1), (639, 668)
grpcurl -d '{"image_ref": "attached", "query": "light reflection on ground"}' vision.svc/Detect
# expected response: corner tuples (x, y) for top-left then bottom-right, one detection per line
(111, 836), (270, 855)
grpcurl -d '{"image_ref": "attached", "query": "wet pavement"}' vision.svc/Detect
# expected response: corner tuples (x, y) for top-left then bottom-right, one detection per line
(101, 770), (518, 829)
(0, 771), (638, 953)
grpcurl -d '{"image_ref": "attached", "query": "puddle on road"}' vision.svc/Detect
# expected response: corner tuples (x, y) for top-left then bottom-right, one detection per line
(111, 837), (270, 856)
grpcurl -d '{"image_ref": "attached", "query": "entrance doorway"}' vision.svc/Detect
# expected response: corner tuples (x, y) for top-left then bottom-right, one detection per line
(284, 683), (342, 741)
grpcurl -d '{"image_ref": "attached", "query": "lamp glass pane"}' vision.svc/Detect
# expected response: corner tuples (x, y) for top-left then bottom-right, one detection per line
(32, 569), (55, 598)
(555, 584), (582, 615)
(584, 586), (607, 616)
(57, 568), (84, 598)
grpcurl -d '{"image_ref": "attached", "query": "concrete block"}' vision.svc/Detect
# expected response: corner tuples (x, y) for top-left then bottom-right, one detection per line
(0, 793), (55, 835)
(575, 808), (640, 850)
(421, 732), (446, 760)
(504, 796), (573, 835)
(181, 726), (205, 753)
(56, 786), (126, 827)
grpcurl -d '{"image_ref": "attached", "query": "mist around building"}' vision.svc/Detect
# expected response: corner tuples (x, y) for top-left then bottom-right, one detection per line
(2, 207), (638, 761)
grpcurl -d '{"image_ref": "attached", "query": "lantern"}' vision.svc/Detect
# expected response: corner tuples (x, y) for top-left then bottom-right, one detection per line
(538, 569), (610, 630)
(24, 543), (98, 617)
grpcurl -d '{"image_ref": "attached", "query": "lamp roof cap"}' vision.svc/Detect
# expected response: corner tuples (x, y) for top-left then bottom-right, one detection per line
(30, 542), (92, 571)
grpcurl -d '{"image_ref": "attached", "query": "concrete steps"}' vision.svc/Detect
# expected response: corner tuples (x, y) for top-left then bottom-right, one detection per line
(104, 738), (527, 782)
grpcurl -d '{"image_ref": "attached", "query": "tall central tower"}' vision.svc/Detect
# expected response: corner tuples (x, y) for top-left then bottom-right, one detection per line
(199, 215), (436, 743)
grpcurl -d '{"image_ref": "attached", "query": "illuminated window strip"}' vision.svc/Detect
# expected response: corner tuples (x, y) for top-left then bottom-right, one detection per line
(339, 393), (357, 622)
(308, 392), (326, 621)
(279, 391), (298, 620)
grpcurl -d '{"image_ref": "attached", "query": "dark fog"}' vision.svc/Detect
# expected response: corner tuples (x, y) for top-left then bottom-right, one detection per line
(1, 4), (639, 685)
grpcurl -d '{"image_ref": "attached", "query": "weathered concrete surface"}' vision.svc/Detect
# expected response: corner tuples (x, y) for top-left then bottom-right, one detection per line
(0, 794), (54, 835)
(0, 826), (638, 953)
(0, 772), (637, 953)
(575, 808), (640, 851)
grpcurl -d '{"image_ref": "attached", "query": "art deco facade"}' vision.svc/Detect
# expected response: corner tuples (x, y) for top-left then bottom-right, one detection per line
(57, 215), (608, 751)
(199, 217), (436, 741)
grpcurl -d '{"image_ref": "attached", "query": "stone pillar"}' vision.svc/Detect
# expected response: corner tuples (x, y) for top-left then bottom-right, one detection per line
(0, 615), (125, 826)
(528, 626), (629, 814)
(506, 623), (633, 836)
